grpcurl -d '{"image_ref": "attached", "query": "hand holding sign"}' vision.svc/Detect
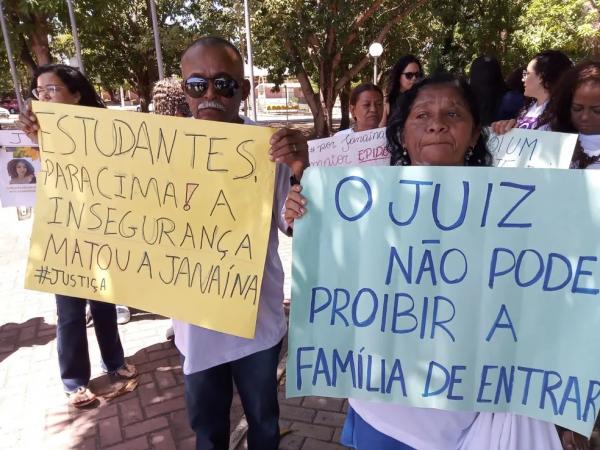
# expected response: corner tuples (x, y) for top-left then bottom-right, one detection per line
(269, 128), (309, 179)
(15, 100), (39, 145)
(288, 166), (600, 437)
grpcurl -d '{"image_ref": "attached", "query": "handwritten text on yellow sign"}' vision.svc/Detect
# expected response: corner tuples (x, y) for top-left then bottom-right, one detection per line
(25, 101), (276, 338)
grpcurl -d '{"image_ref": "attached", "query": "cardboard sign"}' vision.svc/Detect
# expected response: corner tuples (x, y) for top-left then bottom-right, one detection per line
(487, 128), (578, 168)
(288, 165), (600, 436)
(25, 102), (276, 338)
(0, 130), (40, 207)
(308, 127), (390, 167)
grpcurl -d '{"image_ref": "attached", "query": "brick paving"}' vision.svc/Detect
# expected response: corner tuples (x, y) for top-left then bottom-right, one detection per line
(0, 202), (346, 450)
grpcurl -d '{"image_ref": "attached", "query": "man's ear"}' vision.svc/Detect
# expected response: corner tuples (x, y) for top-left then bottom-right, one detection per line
(241, 79), (251, 101)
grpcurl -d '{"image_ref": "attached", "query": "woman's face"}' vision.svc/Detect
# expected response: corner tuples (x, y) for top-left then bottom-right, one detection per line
(350, 90), (384, 131)
(36, 72), (81, 105)
(16, 162), (27, 177)
(523, 59), (546, 101)
(402, 84), (479, 166)
(399, 62), (422, 93)
(571, 81), (600, 135)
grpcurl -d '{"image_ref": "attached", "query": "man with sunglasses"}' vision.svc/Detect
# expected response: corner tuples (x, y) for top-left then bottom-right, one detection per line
(174, 36), (308, 450)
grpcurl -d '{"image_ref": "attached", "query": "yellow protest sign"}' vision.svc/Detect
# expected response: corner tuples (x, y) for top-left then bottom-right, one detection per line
(25, 101), (276, 338)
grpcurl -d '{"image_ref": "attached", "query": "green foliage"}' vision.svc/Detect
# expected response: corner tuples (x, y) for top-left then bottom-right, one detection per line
(514, 0), (599, 60)
(1, 0), (598, 123)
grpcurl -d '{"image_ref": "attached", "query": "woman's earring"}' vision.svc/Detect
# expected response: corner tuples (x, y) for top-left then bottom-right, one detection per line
(401, 147), (409, 165)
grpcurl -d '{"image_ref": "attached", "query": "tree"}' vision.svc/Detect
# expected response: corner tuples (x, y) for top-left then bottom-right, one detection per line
(513, 0), (600, 60)
(251, 0), (430, 137)
(69, 0), (196, 111)
(1, 0), (68, 75)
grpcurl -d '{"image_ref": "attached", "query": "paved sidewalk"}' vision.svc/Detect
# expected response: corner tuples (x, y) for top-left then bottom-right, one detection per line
(0, 206), (346, 450)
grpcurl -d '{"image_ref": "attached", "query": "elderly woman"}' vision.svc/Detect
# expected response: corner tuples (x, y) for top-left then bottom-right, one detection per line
(16, 64), (138, 408)
(285, 74), (564, 450)
(337, 82), (384, 136)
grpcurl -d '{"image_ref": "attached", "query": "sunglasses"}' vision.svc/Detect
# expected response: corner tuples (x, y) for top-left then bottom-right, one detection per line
(183, 76), (240, 98)
(402, 71), (422, 81)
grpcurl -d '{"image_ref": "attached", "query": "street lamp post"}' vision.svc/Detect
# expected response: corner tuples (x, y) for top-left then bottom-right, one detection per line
(243, 0), (257, 121)
(149, 0), (165, 80)
(65, 0), (84, 74)
(368, 42), (383, 85)
(0, 0), (24, 112)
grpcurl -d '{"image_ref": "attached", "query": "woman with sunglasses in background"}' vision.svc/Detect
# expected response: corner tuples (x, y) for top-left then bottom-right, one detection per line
(379, 54), (423, 127)
(491, 50), (572, 134)
(16, 64), (138, 408)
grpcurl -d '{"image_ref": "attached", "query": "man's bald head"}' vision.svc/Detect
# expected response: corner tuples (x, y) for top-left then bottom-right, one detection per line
(181, 37), (244, 78)
(180, 36), (250, 123)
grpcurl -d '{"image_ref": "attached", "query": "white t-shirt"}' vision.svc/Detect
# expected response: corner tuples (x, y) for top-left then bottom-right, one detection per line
(350, 399), (476, 450)
(334, 127), (353, 137)
(516, 102), (547, 130)
(350, 399), (562, 450)
(579, 134), (600, 169)
(173, 117), (290, 374)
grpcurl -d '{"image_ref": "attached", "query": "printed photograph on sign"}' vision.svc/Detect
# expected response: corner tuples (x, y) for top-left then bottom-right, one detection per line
(0, 146), (41, 207)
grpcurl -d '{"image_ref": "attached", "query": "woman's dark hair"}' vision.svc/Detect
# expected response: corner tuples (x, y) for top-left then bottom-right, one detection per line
(520, 51), (572, 127)
(7, 158), (35, 178)
(505, 67), (525, 93)
(531, 50), (573, 92)
(350, 82), (383, 106)
(469, 56), (507, 126)
(387, 73), (493, 167)
(544, 60), (600, 133)
(387, 55), (423, 109)
(30, 64), (105, 108)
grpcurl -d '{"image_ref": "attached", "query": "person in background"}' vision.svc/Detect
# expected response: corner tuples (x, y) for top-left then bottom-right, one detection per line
(546, 60), (600, 171)
(151, 76), (191, 340)
(152, 76), (191, 117)
(491, 50), (572, 133)
(284, 74), (563, 450)
(497, 66), (526, 121)
(15, 64), (138, 408)
(175, 36), (308, 450)
(336, 82), (384, 136)
(380, 55), (423, 127)
(468, 55), (508, 125)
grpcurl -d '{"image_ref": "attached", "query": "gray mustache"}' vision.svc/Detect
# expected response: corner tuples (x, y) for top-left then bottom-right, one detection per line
(198, 101), (225, 111)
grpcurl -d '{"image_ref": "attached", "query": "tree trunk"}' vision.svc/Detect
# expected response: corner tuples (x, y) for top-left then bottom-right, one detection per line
(137, 79), (152, 113)
(28, 13), (52, 66)
(339, 81), (351, 131)
(313, 109), (328, 138)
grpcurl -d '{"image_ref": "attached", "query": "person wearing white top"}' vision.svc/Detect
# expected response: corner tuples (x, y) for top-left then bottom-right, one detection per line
(285, 74), (563, 450)
(175, 37), (309, 450)
(491, 50), (572, 134)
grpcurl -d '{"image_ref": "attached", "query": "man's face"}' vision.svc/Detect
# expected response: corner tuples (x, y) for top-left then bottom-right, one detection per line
(180, 44), (250, 123)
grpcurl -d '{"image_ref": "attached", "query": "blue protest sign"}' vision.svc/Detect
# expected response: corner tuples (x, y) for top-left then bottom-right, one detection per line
(287, 165), (600, 436)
